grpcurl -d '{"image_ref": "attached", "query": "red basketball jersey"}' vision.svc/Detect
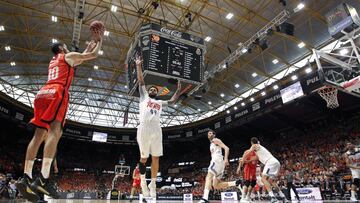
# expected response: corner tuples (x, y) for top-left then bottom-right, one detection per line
(245, 150), (258, 168)
(134, 167), (140, 180)
(46, 54), (74, 91)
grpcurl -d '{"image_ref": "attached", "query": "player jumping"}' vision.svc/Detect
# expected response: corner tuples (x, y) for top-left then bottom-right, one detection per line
(344, 142), (360, 201)
(244, 137), (285, 203)
(237, 149), (258, 202)
(15, 37), (102, 202)
(134, 55), (182, 199)
(200, 130), (241, 203)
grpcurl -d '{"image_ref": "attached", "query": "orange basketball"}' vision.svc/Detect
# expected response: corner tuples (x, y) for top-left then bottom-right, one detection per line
(90, 20), (105, 40)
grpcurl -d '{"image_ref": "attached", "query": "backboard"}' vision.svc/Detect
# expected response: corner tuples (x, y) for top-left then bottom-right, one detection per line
(313, 28), (360, 98)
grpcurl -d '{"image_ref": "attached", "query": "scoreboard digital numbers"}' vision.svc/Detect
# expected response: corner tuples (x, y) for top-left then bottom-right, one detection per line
(143, 34), (203, 82)
(126, 23), (205, 98)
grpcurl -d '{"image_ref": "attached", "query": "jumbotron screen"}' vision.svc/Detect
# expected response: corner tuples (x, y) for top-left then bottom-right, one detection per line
(280, 81), (304, 104)
(92, 131), (108, 143)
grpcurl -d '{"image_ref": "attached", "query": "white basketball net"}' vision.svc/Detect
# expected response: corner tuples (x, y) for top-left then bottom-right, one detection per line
(318, 86), (339, 109)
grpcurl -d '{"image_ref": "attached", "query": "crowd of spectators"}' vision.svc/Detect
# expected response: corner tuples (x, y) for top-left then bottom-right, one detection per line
(0, 112), (360, 200)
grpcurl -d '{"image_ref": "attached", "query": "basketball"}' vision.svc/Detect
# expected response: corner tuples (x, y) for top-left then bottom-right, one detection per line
(90, 20), (105, 40)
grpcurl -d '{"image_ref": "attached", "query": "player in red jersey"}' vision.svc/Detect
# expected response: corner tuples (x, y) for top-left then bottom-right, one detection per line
(15, 38), (103, 202)
(130, 165), (141, 202)
(237, 149), (258, 202)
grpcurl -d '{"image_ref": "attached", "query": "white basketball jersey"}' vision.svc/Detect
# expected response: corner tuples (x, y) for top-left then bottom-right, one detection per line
(139, 85), (167, 125)
(347, 148), (360, 167)
(255, 144), (275, 164)
(210, 142), (223, 160)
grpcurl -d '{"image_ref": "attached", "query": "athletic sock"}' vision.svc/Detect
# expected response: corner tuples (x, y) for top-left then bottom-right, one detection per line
(246, 192), (251, 199)
(24, 160), (34, 179)
(269, 191), (275, 198)
(352, 190), (356, 198)
(41, 158), (53, 179)
(149, 178), (156, 187)
(202, 189), (210, 200)
(257, 191), (260, 199)
(241, 186), (247, 199)
(278, 190), (286, 198)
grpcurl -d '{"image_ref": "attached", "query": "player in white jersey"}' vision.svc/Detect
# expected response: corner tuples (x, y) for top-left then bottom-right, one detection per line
(344, 142), (360, 201)
(135, 55), (182, 199)
(200, 130), (241, 203)
(244, 137), (285, 203)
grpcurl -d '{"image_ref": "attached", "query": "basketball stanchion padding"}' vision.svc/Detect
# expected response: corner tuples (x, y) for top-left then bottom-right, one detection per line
(318, 86), (339, 109)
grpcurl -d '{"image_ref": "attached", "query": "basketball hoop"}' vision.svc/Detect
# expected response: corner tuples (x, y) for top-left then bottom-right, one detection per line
(318, 86), (339, 109)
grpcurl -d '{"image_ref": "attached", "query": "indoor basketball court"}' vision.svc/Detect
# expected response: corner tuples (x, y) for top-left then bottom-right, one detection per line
(1, 0), (360, 203)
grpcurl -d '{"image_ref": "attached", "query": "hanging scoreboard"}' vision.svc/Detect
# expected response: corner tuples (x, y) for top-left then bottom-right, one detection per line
(126, 23), (205, 100)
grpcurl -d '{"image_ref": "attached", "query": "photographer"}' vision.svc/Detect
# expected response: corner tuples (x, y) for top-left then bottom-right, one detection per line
(0, 173), (13, 199)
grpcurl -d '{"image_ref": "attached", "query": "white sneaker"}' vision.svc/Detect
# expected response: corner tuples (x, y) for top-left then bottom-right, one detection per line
(141, 182), (150, 197)
(240, 198), (249, 203)
(148, 182), (156, 198)
(245, 196), (251, 202)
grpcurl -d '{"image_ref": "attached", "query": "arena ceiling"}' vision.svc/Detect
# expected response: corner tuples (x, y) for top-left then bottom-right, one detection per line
(0, 0), (358, 128)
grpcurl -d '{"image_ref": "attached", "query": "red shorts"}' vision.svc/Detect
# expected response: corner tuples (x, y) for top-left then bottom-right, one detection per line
(243, 165), (256, 181)
(30, 84), (69, 130)
(132, 179), (141, 187)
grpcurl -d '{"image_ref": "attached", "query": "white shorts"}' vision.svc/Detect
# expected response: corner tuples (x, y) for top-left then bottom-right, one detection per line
(208, 157), (225, 179)
(262, 158), (280, 178)
(351, 168), (360, 179)
(137, 124), (163, 158)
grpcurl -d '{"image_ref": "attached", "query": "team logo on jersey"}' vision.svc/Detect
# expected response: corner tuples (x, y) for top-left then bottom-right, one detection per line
(147, 100), (160, 110)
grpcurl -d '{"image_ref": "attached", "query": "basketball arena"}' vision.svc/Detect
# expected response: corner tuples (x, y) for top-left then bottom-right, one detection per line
(1, 0), (360, 203)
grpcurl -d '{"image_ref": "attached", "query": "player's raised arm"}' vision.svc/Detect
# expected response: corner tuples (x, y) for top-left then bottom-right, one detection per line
(168, 80), (182, 105)
(65, 39), (103, 67)
(236, 158), (242, 175)
(135, 55), (145, 86)
(213, 138), (229, 166)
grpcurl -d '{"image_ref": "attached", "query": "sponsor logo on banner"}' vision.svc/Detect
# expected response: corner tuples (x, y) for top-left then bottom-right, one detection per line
(173, 178), (183, 182)
(160, 27), (182, 38)
(225, 116), (231, 123)
(186, 131), (193, 137)
(306, 75), (320, 86)
(15, 112), (24, 121)
(221, 192), (238, 200)
(66, 193), (75, 199)
(252, 102), (260, 111)
(235, 109), (249, 118)
(264, 94), (281, 105)
(214, 122), (221, 129)
(65, 128), (81, 135)
(183, 193), (193, 201)
(198, 127), (210, 134)
(168, 134), (181, 139)
(0, 106), (9, 114)
(291, 187), (322, 201)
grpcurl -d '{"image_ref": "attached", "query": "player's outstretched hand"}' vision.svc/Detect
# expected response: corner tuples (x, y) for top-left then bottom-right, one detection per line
(135, 55), (143, 66)
(86, 40), (97, 52)
(224, 159), (229, 166)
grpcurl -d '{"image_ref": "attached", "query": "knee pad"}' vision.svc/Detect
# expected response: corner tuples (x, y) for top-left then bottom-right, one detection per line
(353, 178), (360, 188)
(244, 180), (250, 187)
(251, 180), (256, 187)
(138, 162), (146, 174)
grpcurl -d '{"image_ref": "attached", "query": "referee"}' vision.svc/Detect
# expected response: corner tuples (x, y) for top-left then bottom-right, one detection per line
(286, 169), (300, 201)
